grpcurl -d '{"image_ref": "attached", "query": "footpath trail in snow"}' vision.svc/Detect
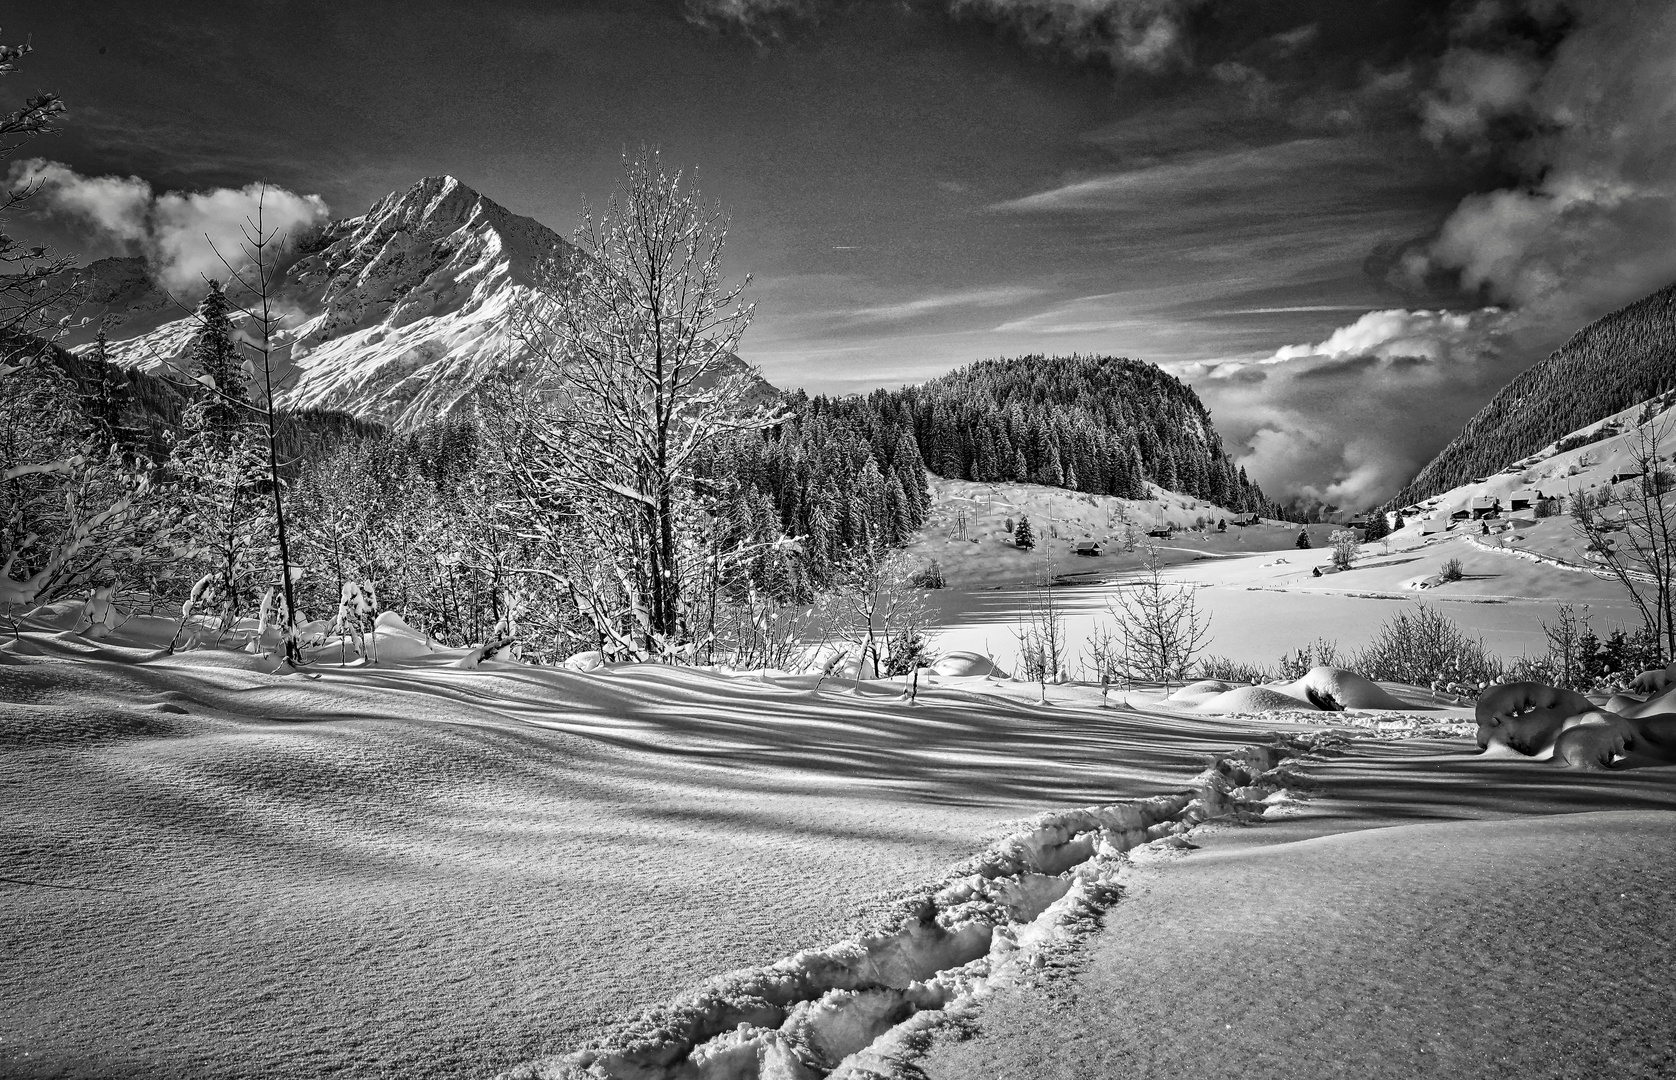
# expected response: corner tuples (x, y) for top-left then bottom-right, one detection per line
(1, 614), (1305, 1080)
(917, 738), (1676, 1080)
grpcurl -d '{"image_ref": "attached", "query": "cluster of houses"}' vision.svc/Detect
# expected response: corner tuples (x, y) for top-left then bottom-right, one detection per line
(1390, 489), (1540, 535)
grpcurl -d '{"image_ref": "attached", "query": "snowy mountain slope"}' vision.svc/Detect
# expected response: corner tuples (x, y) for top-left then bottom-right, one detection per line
(1386, 388), (1676, 575)
(62, 175), (770, 429)
(1398, 279), (1676, 507)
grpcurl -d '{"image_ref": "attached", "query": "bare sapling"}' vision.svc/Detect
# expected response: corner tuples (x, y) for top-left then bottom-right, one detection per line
(1104, 544), (1210, 690)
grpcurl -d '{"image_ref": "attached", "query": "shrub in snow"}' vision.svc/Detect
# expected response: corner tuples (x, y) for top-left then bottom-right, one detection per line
(168, 574), (219, 652)
(457, 590), (520, 668)
(1351, 604), (1501, 692)
(821, 545), (931, 680)
(1277, 637), (1343, 681)
(909, 560), (946, 589)
(1197, 654), (1272, 684)
(883, 628), (931, 676)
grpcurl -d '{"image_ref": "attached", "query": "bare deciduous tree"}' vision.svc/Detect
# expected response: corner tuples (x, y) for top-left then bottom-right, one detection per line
(1329, 528), (1359, 570)
(0, 33), (72, 351)
(1015, 554), (1066, 702)
(1571, 416), (1676, 660)
(0, 34), (168, 615)
(509, 150), (778, 660)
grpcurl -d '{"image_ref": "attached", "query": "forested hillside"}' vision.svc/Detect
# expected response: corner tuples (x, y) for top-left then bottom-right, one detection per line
(703, 397), (930, 598)
(1396, 281), (1676, 507)
(677, 355), (1283, 603)
(900, 355), (1272, 513)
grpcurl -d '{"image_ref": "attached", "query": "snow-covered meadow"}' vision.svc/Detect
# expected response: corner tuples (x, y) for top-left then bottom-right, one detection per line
(2, 603), (1306, 1079)
(908, 478), (1642, 676)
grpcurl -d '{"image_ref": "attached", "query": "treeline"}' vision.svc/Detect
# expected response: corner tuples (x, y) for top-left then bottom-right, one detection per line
(702, 397), (930, 600)
(41, 332), (381, 471)
(1397, 280), (1676, 507)
(19, 337), (1277, 660)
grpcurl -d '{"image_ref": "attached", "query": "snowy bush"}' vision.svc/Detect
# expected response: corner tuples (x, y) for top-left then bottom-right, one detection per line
(1276, 638), (1343, 681)
(0, 360), (172, 609)
(1351, 605), (1501, 692)
(1196, 655), (1272, 684)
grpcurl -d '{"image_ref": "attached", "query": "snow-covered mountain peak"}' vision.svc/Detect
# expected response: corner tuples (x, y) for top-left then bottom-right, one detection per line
(76, 176), (578, 428)
(66, 174), (769, 430)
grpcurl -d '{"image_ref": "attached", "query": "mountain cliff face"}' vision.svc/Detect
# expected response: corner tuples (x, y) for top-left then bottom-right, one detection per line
(276, 175), (571, 423)
(1396, 281), (1676, 507)
(65, 175), (767, 429)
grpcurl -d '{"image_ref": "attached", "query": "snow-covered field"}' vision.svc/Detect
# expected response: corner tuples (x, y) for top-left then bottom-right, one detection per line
(5, 589), (1675, 1078)
(908, 478), (1641, 674)
(1, 608), (1306, 1080)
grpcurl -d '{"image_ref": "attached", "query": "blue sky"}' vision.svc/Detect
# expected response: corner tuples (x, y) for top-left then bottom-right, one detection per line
(6, 1), (1674, 508)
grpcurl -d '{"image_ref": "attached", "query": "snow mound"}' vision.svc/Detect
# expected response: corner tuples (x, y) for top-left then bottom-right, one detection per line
(21, 600), (82, 631)
(1183, 667), (1411, 713)
(1167, 680), (1236, 702)
(502, 738), (1325, 1080)
(367, 611), (435, 659)
(1191, 685), (1319, 712)
(1293, 667), (1411, 710)
(1476, 680), (1676, 768)
(929, 651), (1006, 678)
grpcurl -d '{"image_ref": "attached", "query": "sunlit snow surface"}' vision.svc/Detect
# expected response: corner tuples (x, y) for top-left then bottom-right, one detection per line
(1, 606), (1309, 1080)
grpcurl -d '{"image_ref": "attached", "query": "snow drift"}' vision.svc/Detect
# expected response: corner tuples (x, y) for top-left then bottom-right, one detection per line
(1170, 666), (1413, 714)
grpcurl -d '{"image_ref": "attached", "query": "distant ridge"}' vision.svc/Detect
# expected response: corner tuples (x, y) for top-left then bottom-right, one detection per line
(1396, 281), (1676, 507)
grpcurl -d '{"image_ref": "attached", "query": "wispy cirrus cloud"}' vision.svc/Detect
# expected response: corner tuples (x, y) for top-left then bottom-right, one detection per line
(989, 137), (1399, 215)
(838, 284), (1047, 323)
